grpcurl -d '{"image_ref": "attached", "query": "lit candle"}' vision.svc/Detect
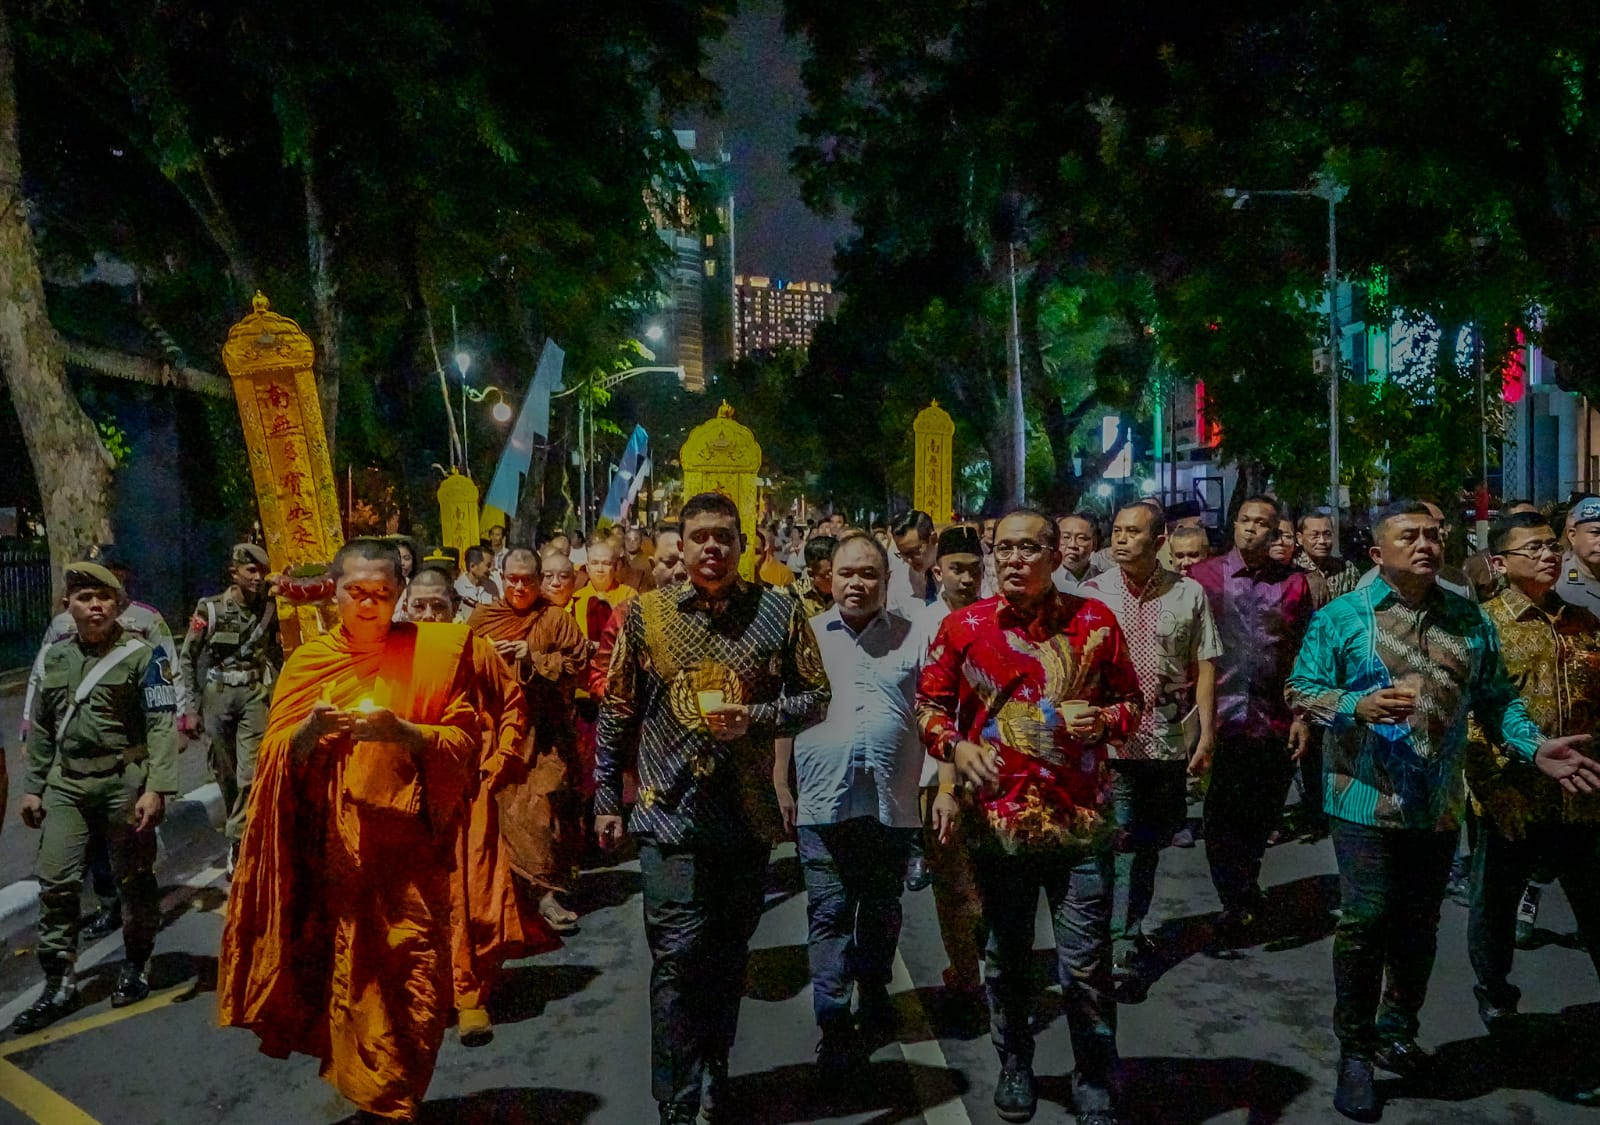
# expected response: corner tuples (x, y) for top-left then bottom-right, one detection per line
(696, 689), (725, 716)
(355, 697), (378, 714)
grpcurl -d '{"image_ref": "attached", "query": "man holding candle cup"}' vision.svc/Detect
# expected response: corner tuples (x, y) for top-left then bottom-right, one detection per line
(595, 491), (830, 1125)
(917, 509), (1141, 1125)
(1287, 500), (1600, 1122)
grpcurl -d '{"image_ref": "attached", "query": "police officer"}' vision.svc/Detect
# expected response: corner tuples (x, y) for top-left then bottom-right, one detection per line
(177, 543), (281, 875)
(18, 545), (180, 942)
(1557, 496), (1600, 619)
(14, 561), (179, 1032)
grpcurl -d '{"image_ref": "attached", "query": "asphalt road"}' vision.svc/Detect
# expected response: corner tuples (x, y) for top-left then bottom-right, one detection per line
(0, 812), (1592, 1125)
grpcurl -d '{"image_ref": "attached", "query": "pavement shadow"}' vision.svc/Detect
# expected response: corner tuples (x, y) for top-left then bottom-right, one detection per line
(1097, 1055), (1312, 1124)
(727, 1057), (969, 1124)
(570, 867), (641, 914)
(744, 942), (810, 1002)
(898, 984), (989, 1042)
(490, 964), (601, 1027)
(1396, 1003), (1600, 1106)
(1517, 924), (1585, 952)
(410, 1087), (601, 1124)
(763, 852), (803, 912)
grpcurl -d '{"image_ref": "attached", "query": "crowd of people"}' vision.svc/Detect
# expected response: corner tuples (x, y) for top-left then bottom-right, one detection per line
(9, 488), (1600, 1125)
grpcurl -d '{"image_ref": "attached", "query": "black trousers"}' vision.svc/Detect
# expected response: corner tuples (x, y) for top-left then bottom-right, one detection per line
(1203, 735), (1297, 914)
(639, 838), (768, 1110)
(1469, 819), (1600, 1011)
(1330, 818), (1456, 1056)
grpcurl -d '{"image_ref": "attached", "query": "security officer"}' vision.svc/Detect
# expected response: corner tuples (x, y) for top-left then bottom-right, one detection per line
(178, 543), (280, 875)
(18, 544), (180, 942)
(14, 561), (179, 1032)
(1557, 496), (1600, 619)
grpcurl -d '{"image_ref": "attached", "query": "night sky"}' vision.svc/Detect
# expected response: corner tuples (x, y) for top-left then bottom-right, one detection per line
(697, 0), (851, 282)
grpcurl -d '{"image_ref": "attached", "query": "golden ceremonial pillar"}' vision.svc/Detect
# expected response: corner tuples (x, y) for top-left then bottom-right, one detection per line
(221, 292), (344, 650)
(437, 470), (481, 562)
(913, 400), (956, 521)
(680, 402), (762, 581)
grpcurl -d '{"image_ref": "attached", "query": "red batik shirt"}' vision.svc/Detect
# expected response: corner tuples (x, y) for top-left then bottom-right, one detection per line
(916, 592), (1142, 850)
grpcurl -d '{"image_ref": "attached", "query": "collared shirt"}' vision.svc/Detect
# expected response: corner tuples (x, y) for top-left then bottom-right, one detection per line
(25, 601), (185, 730)
(1466, 587), (1600, 838)
(1287, 576), (1545, 832)
(1298, 555), (1363, 605)
(1357, 559), (1477, 603)
(916, 592), (1142, 850)
(794, 607), (927, 828)
(596, 579), (831, 846)
(1556, 552), (1600, 620)
(1189, 548), (1313, 739)
(1081, 566), (1222, 761)
(1052, 563), (1094, 595)
(454, 574), (501, 615)
(888, 556), (938, 619)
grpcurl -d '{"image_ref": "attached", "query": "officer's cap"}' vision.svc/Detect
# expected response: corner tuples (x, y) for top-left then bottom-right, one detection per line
(936, 524), (984, 560)
(64, 561), (124, 594)
(1572, 498), (1600, 528)
(231, 542), (270, 569)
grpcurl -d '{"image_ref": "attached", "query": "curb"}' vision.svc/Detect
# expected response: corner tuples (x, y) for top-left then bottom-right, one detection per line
(0, 781), (224, 933)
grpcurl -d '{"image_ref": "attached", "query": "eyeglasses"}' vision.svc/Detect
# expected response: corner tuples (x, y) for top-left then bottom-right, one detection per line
(994, 540), (1049, 562)
(1499, 539), (1562, 559)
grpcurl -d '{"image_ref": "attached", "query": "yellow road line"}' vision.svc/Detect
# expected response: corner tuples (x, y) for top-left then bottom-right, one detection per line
(0, 1057), (100, 1124)
(0, 981), (195, 1058)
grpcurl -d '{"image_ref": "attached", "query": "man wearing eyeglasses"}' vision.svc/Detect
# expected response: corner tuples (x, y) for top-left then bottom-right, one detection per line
(889, 509), (940, 618)
(1465, 512), (1600, 1096)
(917, 509), (1142, 1125)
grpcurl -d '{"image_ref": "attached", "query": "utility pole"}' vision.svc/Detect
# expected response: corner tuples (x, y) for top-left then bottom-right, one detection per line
(1007, 242), (1025, 506)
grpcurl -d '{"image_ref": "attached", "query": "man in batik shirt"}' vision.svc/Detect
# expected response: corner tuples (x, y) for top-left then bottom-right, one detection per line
(595, 491), (830, 1125)
(1465, 511), (1600, 1101)
(918, 509), (1141, 1125)
(1288, 500), (1600, 1123)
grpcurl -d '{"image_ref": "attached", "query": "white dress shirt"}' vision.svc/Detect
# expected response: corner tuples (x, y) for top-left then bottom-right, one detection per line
(794, 606), (928, 828)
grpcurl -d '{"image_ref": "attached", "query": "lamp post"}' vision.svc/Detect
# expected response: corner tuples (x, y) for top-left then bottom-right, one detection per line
(1221, 172), (1348, 550)
(464, 384), (513, 423)
(554, 361), (686, 538)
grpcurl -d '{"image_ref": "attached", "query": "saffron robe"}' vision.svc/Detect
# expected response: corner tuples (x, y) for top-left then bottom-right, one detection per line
(218, 622), (478, 1121)
(465, 598), (589, 891)
(450, 634), (559, 1009)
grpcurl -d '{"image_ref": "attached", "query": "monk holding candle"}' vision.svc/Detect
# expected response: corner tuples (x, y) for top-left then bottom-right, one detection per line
(219, 538), (480, 1123)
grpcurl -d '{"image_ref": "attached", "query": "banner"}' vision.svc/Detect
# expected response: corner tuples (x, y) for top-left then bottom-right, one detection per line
(221, 292), (343, 650)
(601, 425), (650, 523)
(437, 471), (481, 560)
(680, 403), (762, 581)
(483, 338), (565, 517)
(912, 400), (955, 522)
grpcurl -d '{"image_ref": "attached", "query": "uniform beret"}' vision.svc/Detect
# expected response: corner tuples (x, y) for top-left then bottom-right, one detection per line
(64, 561), (124, 593)
(231, 542), (270, 568)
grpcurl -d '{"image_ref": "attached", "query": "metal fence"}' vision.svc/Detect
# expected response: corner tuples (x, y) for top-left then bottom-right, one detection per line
(0, 549), (51, 638)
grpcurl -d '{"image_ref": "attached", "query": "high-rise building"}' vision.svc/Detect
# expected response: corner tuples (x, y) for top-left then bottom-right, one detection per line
(733, 275), (837, 358)
(649, 130), (734, 393)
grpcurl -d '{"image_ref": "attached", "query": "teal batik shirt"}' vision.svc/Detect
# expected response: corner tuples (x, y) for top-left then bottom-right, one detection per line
(1286, 577), (1545, 832)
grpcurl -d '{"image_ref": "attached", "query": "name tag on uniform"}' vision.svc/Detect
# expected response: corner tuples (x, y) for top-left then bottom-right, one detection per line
(213, 630), (241, 646)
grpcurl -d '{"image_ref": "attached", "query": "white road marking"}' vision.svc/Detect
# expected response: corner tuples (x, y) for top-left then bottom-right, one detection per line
(890, 947), (974, 1125)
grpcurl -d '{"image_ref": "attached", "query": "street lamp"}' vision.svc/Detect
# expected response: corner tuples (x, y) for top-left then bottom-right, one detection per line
(1221, 171), (1348, 551)
(553, 361), (687, 538)
(464, 384), (513, 424)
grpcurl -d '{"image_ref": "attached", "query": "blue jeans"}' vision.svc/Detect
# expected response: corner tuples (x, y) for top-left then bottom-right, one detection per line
(797, 819), (915, 1032)
(1110, 759), (1188, 940)
(970, 838), (1118, 1114)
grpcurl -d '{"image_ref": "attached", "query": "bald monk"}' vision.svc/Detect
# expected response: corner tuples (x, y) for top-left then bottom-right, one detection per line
(219, 539), (479, 1123)
(404, 570), (558, 1046)
(466, 547), (590, 932)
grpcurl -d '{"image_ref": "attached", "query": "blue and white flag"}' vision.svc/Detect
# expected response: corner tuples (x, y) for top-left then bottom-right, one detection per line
(484, 339), (565, 517)
(601, 425), (649, 523)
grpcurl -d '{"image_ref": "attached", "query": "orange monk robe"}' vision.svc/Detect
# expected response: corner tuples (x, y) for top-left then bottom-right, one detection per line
(219, 622), (478, 1122)
(450, 635), (560, 1011)
(465, 599), (589, 892)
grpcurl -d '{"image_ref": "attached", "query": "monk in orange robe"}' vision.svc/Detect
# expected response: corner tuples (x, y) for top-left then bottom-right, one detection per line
(402, 568), (558, 1046)
(219, 539), (479, 1123)
(466, 547), (590, 934)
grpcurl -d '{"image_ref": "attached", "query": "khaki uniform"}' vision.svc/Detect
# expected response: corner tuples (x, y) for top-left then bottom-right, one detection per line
(25, 628), (179, 974)
(178, 591), (281, 841)
(1556, 553), (1600, 621)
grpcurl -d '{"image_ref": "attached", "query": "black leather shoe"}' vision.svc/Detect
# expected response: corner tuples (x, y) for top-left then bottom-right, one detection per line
(80, 905), (122, 942)
(1077, 1111), (1121, 1125)
(1473, 985), (1518, 1036)
(993, 1057), (1038, 1123)
(10, 978), (78, 1034)
(904, 854), (931, 892)
(1373, 1036), (1431, 1076)
(111, 962), (150, 1008)
(1333, 1055), (1381, 1121)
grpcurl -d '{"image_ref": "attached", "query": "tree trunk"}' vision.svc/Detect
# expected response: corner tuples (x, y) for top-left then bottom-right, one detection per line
(0, 5), (114, 581)
(303, 158), (341, 454)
